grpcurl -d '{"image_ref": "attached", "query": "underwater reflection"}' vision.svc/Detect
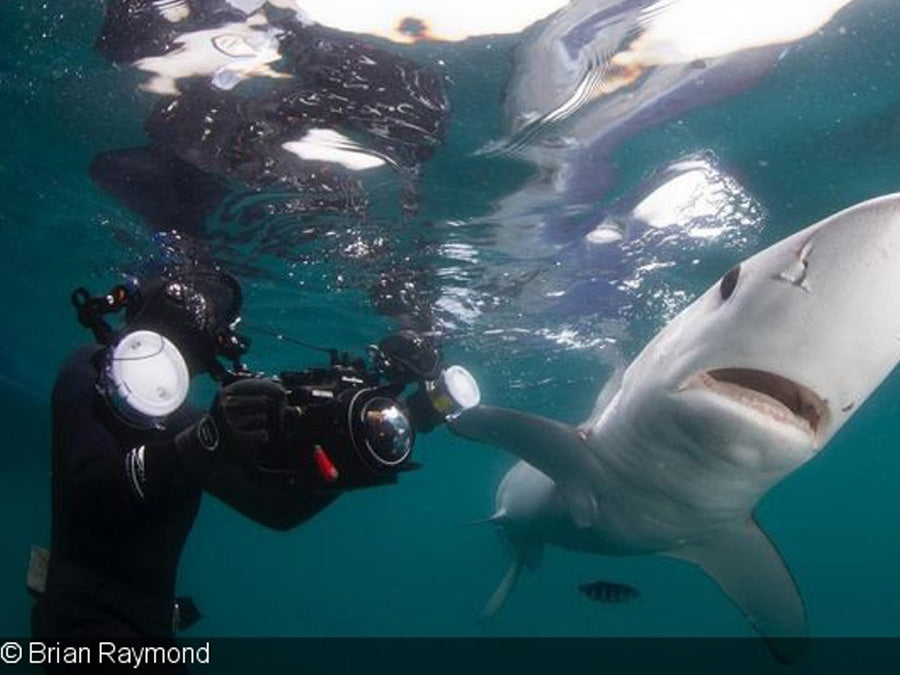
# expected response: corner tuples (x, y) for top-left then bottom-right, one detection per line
(93, 0), (450, 237)
(488, 0), (858, 235)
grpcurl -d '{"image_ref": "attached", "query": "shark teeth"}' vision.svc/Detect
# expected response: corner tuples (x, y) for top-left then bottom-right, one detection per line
(686, 368), (826, 437)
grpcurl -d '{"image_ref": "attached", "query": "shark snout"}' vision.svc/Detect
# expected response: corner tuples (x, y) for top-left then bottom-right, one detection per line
(658, 193), (900, 447)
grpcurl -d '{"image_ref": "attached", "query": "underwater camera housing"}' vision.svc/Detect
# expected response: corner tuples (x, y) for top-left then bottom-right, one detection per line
(253, 331), (480, 491)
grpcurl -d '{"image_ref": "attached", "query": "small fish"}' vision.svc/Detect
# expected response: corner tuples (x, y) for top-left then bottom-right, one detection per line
(578, 580), (640, 604)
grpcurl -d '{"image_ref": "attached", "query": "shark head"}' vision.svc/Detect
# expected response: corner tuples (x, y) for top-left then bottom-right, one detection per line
(600, 193), (900, 476)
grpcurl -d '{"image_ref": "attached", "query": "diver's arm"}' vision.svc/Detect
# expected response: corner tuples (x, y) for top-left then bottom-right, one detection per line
(174, 377), (339, 530)
(190, 461), (339, 531)
(66, 435), (197, 517)
(51, 348), (200, 520)
(173, 419), (340, 530)
(58, 412), (200, 516)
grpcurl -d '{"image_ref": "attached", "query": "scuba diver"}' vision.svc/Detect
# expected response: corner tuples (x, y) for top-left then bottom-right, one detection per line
(31, 268), (479, 654)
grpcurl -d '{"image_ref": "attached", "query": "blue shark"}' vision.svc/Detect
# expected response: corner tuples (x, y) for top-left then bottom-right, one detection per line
(452, 192), (900, 660)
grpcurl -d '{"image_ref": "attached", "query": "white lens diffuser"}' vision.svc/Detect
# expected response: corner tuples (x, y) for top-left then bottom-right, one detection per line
(443, 365), (481, 410)
(108, 330), (189, 426)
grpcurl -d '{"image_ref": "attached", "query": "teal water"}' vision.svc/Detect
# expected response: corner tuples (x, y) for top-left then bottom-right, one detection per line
(2, 0), (900, 643)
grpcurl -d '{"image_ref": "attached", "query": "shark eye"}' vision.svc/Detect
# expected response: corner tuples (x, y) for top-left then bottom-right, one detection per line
(719, 265), (740, 301)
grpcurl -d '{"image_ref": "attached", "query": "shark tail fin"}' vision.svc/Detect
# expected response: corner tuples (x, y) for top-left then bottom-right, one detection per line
(481, 530), (544, 619)
(481, 555), (522, 620)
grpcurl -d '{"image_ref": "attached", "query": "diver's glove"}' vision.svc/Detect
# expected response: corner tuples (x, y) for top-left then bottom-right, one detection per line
(176, 377), (288, 464)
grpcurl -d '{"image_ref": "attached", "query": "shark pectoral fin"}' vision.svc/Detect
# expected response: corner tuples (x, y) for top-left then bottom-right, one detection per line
(481, 556), (522, 620)
(449, 405), (591, 488)
(670, 517), (807, 663)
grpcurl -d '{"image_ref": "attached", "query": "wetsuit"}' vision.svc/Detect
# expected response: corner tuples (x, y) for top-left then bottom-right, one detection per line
(34, 344), (338, 648)
(33, 345), (202, 642)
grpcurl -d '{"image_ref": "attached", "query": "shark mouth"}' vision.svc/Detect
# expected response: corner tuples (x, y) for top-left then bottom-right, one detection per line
(687, 368), (827, 438)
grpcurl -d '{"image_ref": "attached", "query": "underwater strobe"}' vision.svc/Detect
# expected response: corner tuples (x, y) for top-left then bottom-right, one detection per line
(100, 330), (190, 429)
(423, 365), (481, 420)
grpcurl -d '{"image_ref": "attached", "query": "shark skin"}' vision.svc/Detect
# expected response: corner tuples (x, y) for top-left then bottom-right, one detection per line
(451, 193), (900, 661)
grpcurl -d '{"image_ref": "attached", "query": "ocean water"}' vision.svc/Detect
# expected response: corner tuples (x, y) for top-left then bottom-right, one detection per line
(2, 0), (900, 652)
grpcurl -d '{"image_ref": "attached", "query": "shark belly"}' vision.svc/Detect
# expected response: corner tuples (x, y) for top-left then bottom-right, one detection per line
(586, 397), (807, 550)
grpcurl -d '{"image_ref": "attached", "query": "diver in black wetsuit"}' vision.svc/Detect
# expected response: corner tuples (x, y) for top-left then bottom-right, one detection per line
(31, 270), (337, 652)
(32, 269), (480, 656)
